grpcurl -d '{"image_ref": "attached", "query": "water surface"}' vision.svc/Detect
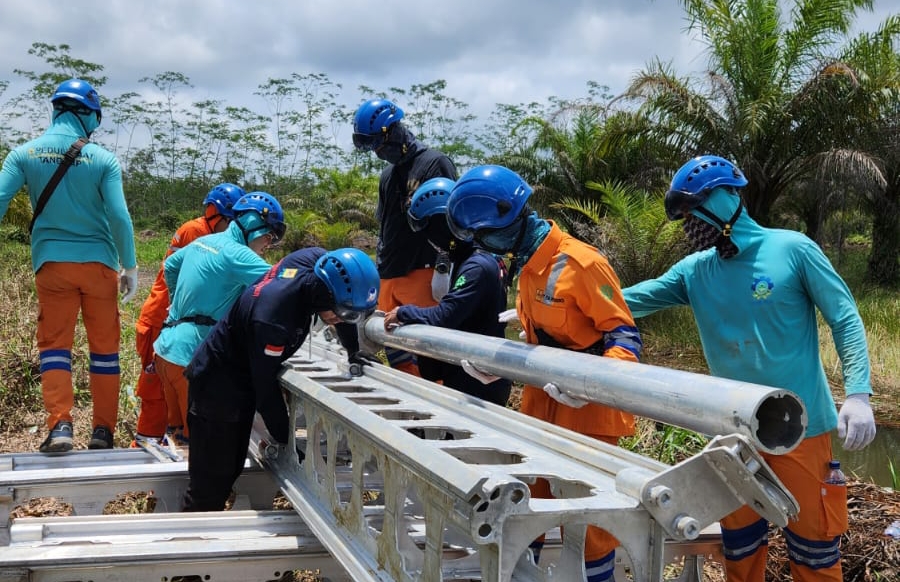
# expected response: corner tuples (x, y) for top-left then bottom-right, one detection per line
(831, 425), (900, 488)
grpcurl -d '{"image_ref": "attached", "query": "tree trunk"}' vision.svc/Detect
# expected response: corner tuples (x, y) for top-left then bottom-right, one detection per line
(866, 185), (900, 286)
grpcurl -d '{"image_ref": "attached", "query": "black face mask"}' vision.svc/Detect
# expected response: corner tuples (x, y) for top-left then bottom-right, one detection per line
(374, 124), (412, 165)
(424, 219), (454, 253)
(682, 214), (739, 259)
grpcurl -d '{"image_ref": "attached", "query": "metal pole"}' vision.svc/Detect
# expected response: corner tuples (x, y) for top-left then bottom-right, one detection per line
(364, 317), (806, 455)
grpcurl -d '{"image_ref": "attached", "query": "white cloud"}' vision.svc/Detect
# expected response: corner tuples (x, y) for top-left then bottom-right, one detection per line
(1, 0), (897, 127)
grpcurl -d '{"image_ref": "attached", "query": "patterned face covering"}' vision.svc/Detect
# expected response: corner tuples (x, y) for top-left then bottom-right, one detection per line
(682, 214), (739, 259)
(374, 124), (415, 165)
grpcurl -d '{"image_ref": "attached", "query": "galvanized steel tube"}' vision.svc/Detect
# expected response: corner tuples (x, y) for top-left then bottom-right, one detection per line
(364, 318), (806, 455)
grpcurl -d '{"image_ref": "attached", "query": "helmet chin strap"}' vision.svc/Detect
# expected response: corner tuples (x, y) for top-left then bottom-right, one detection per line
(693, 200), (743, 238)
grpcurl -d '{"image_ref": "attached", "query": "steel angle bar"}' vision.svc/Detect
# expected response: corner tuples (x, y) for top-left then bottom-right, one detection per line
(269, 347), (643, 581)
(0, 450), (279, 546)
(0, 510), (349, 582)
(0, 447), (156, 472)
(363, 318), (807, 455)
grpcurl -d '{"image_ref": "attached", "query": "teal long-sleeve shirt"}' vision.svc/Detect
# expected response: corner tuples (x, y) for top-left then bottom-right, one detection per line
(623, 213), (871, 439)
(153, 222), (271, 367)
(0, 114), (136, 273)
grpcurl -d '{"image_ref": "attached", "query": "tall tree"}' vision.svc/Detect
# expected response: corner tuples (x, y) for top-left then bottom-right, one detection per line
(138, 71), (193, 183)
(9, 43), (107, 139)
(623, 0), (881, 225)
(491, 83), (674, 229)
(832, 15), (900, 285)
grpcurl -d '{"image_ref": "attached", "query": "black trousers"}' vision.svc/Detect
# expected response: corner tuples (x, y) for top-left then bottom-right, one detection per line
(181, 412), (254, 512)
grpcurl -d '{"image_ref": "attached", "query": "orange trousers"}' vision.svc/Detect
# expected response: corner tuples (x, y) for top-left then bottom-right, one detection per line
(377, 268), (437, 377)
(154, 355), (190, 439)
(35, 262), (121, 432)
(720, 432), (847, 582)
(134, 322), (167, 438)
(530, 435), (620, 563)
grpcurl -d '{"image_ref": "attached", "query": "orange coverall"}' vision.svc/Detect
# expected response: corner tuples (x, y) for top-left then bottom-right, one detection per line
(134, 215), (218, 438)
(377, 267), (437, 375)
(516, 222), (642, 564)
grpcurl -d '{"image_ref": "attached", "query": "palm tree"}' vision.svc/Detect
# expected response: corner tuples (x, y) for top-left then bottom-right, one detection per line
(622, 0), (886, 227)
(552, 180), (689, 287)
(790, 14), (900, 285)
(494, 98), (674, 229)
(838, 16), (900, 285)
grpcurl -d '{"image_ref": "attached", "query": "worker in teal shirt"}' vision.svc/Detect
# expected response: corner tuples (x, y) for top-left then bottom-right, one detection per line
(622, 155), (876, 582)
(153, 192), (285, 444)
(0, 78), (137, 453)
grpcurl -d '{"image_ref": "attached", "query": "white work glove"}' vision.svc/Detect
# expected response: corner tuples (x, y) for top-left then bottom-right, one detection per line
(543, 382), (587, 408)
(498, 308), (526, 339)
(498, 308), (519, 323)
(460, 359), (500, 385)
(119, 266), (139, 304)
(837, 393), (876, 451)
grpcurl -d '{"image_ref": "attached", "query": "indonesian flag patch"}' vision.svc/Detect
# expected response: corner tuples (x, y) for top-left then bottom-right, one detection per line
(264, 344), (285, 357)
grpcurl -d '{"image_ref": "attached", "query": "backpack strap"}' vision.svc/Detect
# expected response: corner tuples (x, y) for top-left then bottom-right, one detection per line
(28, 137), (88, 234)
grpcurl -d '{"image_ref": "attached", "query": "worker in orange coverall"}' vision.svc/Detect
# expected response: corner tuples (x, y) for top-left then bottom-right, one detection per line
(132, 183), (245, 443)
(446, 165), (643, 582)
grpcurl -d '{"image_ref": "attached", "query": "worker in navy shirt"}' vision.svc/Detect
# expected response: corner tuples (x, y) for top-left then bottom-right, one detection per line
(352, 98), (458, 377)
(383, 178), (511, 406)
(182, 247), (380, 512)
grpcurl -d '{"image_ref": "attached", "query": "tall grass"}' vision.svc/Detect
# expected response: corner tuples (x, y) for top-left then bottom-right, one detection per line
(0, 241), (43, 415)
(0, 230), (146, 429)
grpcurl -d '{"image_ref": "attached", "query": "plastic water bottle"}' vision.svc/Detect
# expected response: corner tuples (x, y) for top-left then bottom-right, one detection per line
(885, 520), (900, 540)
(825, 460), (847, 485)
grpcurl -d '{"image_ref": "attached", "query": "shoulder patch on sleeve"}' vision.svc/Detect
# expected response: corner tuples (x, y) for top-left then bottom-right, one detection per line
(280, 268), (298, 279)
(264, 344), (285, 357)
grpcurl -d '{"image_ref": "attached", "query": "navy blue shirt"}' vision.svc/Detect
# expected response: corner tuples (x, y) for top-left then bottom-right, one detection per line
(187, 247), (341, 443)
(376, 146), (457, 279)
(397, 250), (511, 405)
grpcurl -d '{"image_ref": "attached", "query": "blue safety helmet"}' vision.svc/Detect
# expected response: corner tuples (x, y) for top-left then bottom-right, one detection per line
(51, 78), (102, 123)
(446, 165), (533, 242)
(52, 79), (102, 112)
(664, 155), (747, 220)
(202, 183), (245, 220)
(352, 98), (404, 151)
(314, 248), (380, 324)
(232, 191), (287, 243)
(407, 177), (456, 232)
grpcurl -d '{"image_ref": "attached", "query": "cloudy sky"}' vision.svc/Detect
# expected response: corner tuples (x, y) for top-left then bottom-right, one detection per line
(1, 0), (897, 129)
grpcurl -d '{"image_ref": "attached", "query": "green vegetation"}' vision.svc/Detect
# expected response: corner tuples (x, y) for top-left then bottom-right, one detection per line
(0, 0), (896, 461)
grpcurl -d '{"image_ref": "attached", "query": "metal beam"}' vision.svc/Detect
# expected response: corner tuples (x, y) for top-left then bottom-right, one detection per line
(0, 449), (280, 545)
(0, 510), (350, 582)
(0, 327), (798, 582)
(252, 331), (797, 581)
(363, 318), (807, 455)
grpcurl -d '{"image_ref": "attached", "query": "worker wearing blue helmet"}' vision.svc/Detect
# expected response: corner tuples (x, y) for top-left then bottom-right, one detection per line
(0, 78), (137, 452)
(181, 247), (379, 512)
(351, 98), (457, 376)
(624, 155), (876, 582)
(383, 177), (512, 406)
(133, 182), (246, 445)
(447, 165), (643, 582)
(153, 192), (285, 446)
